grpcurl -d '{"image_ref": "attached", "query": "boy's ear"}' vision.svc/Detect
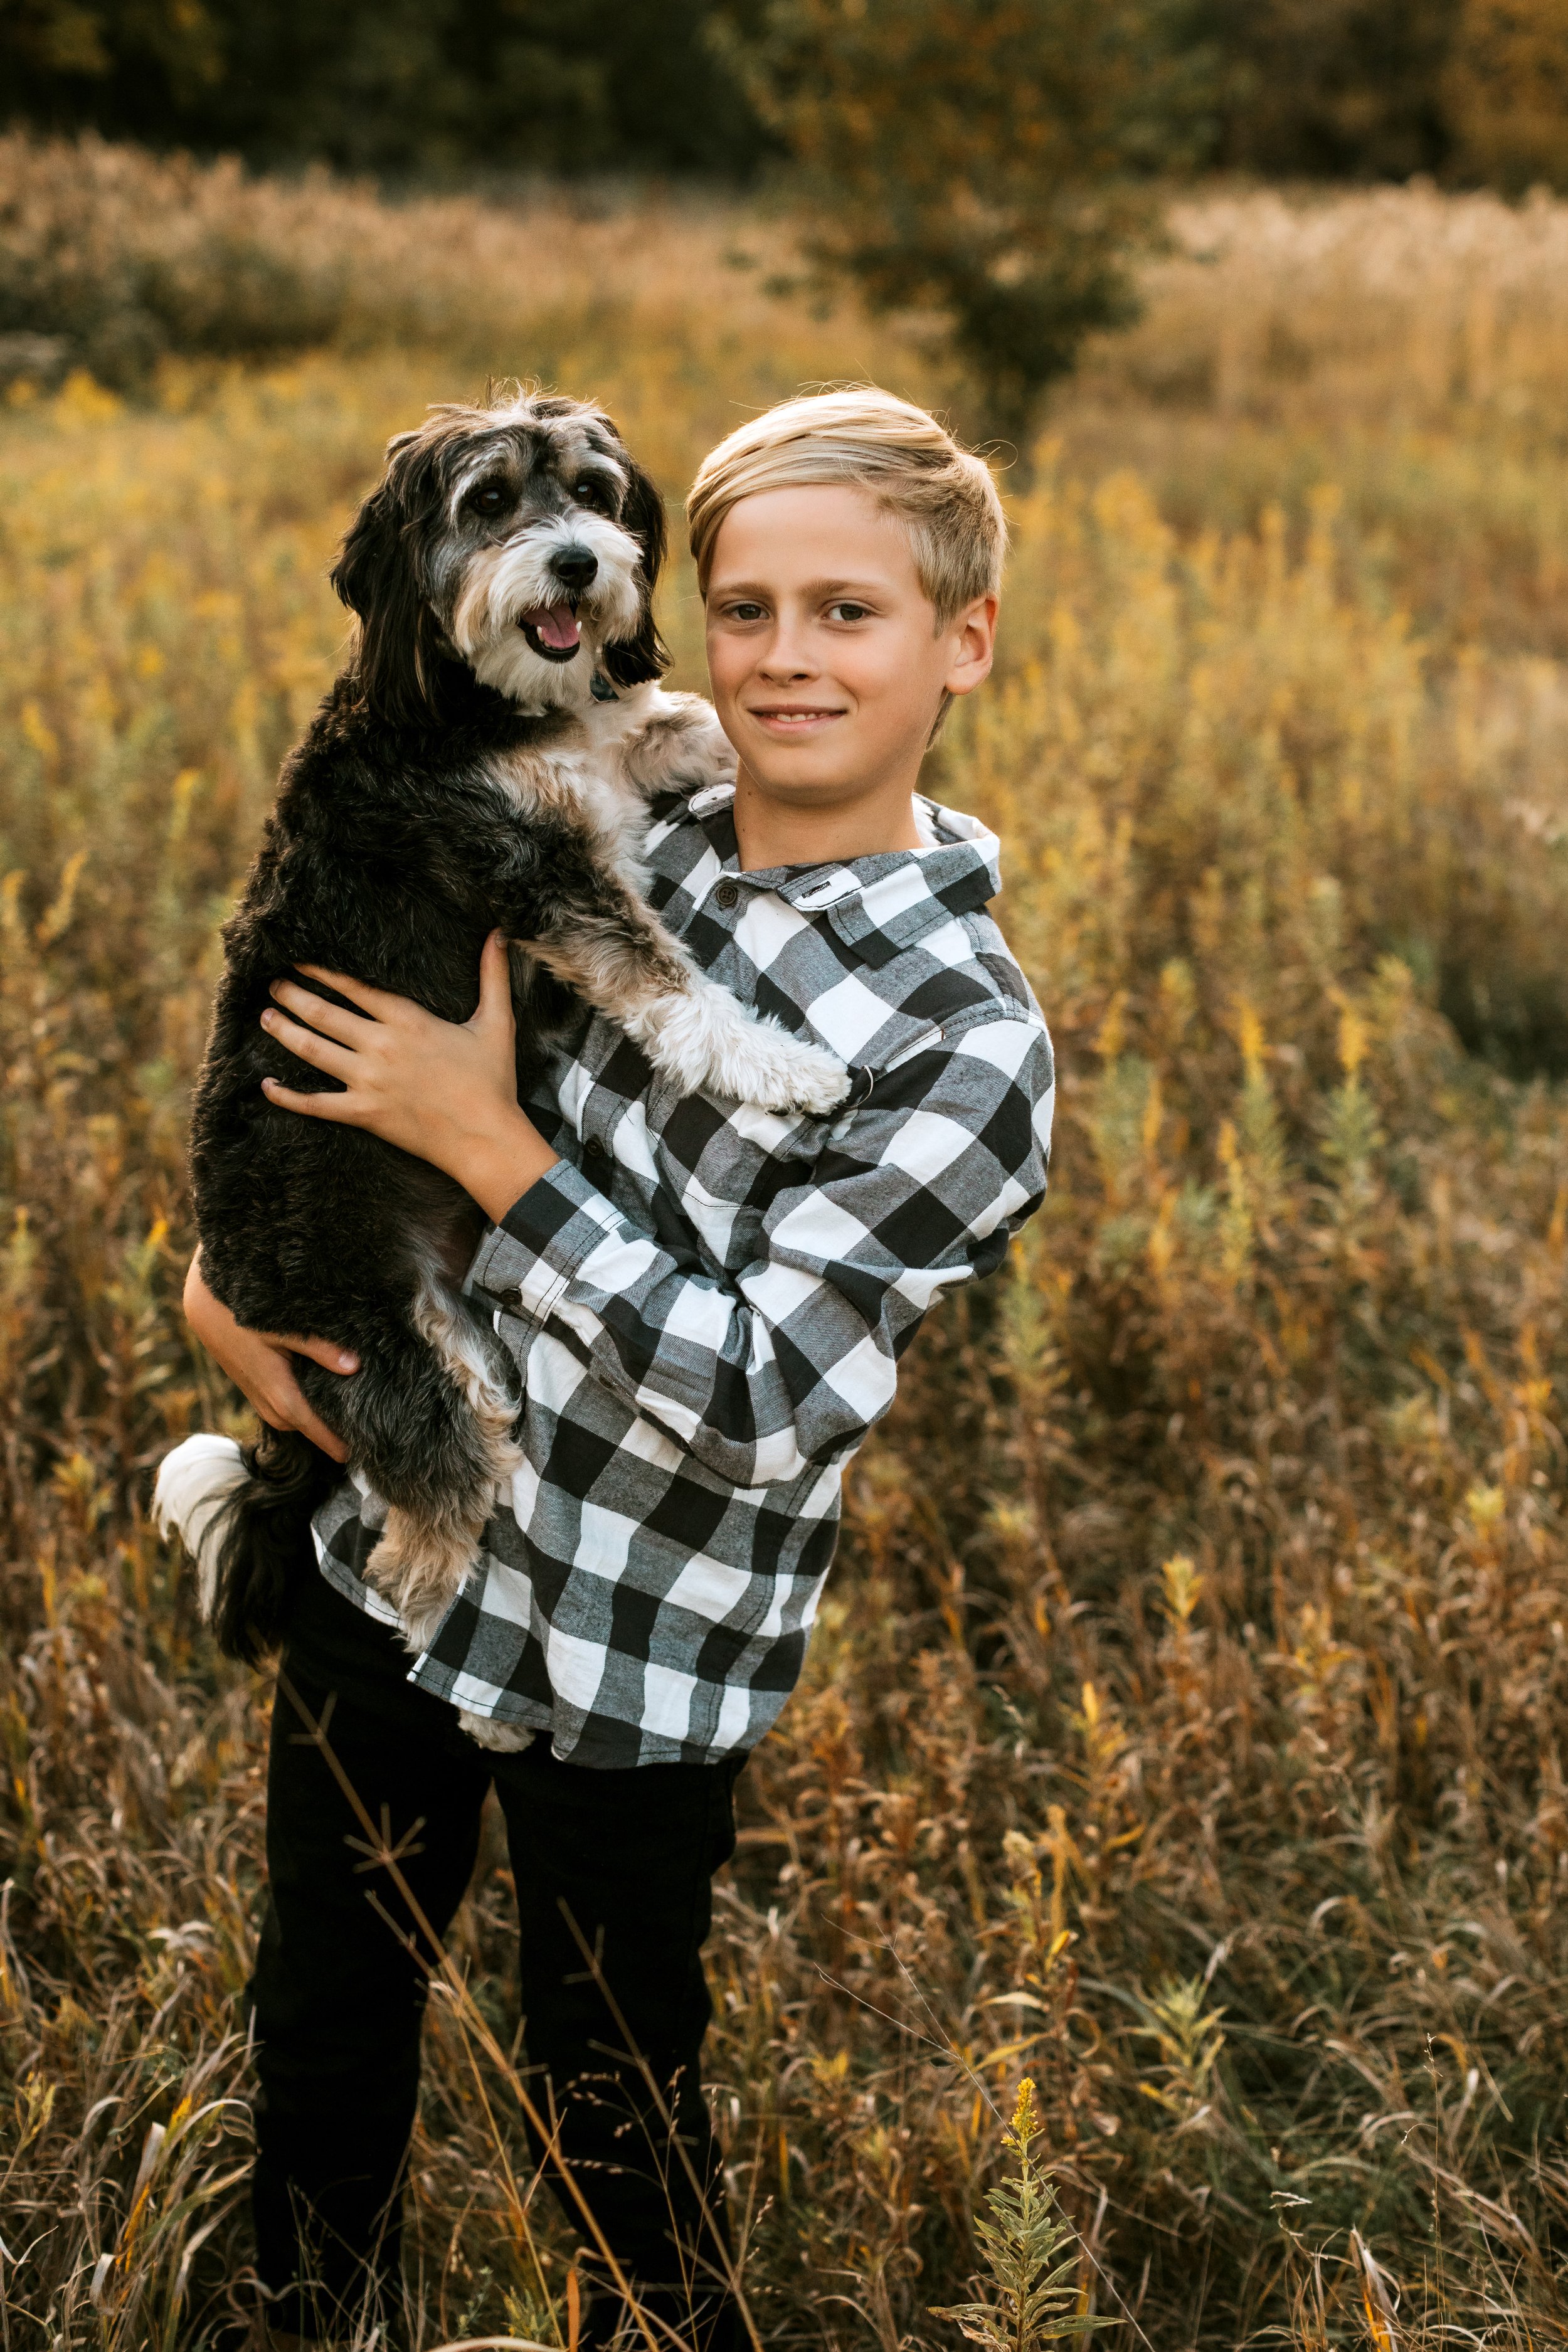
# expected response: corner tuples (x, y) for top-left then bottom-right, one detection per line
(331, 432), (450, 726)
(602, 455), (670, 689)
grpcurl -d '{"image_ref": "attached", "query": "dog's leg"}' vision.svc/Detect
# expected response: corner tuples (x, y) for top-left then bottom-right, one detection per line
(367, 1503), (484, 1651)
(365, 1269), (523, 1648)
(522, 869), (850, 1116)
(458, 1710), (535, 1752)
(357, 1275), (532, 1749)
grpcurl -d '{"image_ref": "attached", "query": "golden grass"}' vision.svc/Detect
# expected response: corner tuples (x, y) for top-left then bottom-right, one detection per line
(1102, 181), (1568, 424)
(6, 169), (1568, 2347)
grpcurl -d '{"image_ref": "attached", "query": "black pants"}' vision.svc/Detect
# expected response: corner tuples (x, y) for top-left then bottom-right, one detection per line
(249, 1569), (742, 2346)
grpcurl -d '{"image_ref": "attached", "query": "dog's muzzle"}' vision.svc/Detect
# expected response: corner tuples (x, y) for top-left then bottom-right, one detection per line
(517, 604), (584, 663)
(516, 544), (600, 664)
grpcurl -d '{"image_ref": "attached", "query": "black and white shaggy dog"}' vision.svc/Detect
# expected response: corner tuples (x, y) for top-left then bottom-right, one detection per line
(158, 391), (847, 1730)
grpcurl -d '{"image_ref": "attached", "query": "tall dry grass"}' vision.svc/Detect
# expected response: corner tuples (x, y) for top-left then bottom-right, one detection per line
(0, 134), (805, 391)
(1101, 181), (1568, 424)
(6, 164), (1568, 2348)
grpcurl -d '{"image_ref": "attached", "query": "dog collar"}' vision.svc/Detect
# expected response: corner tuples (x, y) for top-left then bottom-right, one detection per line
(590, 671), (618, 703)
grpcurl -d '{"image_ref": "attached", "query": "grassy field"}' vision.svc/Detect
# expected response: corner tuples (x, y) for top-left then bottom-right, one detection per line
(7, 169), (1568, 2349)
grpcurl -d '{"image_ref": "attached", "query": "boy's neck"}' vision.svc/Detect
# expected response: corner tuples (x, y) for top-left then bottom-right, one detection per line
(731, 765), (926, 872)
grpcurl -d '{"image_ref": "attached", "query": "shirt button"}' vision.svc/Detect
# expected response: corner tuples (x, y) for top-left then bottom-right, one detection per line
(714, 880), (739, 909)
(493, 1285), (526, 1315)
(584, 1135), (607, 1159)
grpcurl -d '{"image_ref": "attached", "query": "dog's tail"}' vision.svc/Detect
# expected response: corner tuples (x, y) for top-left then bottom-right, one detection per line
(154, 1427), (340, 1663)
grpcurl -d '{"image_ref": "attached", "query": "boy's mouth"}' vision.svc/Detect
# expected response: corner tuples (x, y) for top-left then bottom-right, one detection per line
(518, 605), (582, 663)
(750, 704), (846, 734)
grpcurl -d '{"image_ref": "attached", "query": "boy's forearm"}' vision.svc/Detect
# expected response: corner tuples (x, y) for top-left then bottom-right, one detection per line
(457, 1106), (560, 1224)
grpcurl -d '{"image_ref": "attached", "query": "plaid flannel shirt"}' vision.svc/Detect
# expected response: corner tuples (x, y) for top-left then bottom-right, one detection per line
(312, 779), (1055, 1766)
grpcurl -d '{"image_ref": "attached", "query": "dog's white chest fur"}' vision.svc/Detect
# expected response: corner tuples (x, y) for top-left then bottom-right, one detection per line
(487, 683), (723, 878)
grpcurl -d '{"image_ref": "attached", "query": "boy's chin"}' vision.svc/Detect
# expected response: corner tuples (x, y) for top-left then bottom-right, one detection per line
(739, 730), (863, 791)
(741, 728), (925, 803)
(743, 760), (857, 803)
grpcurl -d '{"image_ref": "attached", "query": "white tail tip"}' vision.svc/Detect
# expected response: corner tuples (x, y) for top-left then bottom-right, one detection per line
(152, 1433), (248, 1622)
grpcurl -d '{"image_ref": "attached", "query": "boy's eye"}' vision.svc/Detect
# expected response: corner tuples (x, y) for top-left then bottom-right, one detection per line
(726, 601), (767, 622)
(827, 601), (871, 622)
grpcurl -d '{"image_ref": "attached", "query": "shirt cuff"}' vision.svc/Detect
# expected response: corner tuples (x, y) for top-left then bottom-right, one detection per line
(467, 1158), (626, 1336)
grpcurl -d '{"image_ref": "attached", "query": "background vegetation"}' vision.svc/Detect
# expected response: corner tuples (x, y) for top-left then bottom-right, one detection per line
(10, 0), (1568, 191)
(719, 0), (1217, 438)
(5, 143), (1568, 2348)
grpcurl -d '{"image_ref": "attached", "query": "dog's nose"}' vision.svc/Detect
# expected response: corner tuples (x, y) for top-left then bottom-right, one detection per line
(551, 546), (598, 593)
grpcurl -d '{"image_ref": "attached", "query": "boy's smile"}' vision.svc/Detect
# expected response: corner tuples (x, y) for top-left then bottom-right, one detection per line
(704, 483), (997, 867)
(750, 702), (847, 734)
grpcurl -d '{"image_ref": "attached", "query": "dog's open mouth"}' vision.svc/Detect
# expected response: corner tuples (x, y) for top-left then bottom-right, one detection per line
(517, 605), (582, 664)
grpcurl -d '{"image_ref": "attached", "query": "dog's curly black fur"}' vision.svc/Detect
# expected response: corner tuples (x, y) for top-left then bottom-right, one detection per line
(187, 391), (847, 1710)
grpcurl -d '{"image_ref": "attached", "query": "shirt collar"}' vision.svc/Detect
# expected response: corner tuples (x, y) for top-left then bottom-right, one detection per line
(682, 785), (1002, 928)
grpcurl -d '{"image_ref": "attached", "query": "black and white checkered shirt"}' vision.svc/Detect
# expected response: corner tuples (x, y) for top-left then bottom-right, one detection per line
(312, 780), (1055, 1766)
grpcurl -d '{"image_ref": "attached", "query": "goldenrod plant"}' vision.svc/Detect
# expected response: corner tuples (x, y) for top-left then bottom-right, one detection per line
(931, 2080), (1098, 2352)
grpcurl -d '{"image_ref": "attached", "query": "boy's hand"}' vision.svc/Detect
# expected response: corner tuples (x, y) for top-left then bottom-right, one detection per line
(183, 1251), (358, 1463)
(257, 930), (558, 1222)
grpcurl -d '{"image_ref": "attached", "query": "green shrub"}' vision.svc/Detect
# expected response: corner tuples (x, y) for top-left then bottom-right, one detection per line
(0, 135), (355, 385)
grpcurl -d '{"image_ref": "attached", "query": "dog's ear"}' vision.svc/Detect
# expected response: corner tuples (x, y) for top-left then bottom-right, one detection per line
(331, 433), (450, 726)
(602, 455), (670, 689)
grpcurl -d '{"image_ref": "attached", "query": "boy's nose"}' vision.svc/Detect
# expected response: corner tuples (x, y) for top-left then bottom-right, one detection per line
(759, 637), (815, 678)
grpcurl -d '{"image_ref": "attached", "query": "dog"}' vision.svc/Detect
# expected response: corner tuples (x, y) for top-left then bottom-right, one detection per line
(156, 389), (848, 1739)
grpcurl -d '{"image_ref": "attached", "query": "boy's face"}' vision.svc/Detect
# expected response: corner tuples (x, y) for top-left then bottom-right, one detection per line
(704, 484), (996, 816)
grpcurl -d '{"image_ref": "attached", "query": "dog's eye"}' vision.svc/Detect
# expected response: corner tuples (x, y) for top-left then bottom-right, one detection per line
(467, 484), (509, 517)
(573, 478), (608, 512)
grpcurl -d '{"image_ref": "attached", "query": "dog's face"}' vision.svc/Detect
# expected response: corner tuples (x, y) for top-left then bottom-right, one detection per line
(331, 391), (669, 726)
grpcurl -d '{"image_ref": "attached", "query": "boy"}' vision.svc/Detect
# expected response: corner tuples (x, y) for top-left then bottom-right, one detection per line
(182, 388), (1055, 2347)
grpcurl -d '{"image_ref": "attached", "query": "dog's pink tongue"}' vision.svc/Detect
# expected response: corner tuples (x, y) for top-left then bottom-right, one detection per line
(522, 606), (581, 651)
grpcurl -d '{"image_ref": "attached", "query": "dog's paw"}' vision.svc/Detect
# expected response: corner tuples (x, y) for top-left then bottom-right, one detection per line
(620, 689), (737, 797)
(736, 1029), (852, 1116)
(636, 985), (850, 1115)
(458, 1708), (535, 1752)
(368, 1507), (477, 1655)
(665, 692), (737, 779)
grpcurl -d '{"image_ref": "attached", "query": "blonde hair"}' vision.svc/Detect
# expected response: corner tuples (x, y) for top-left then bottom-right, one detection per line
(687, 387), (1007, 625)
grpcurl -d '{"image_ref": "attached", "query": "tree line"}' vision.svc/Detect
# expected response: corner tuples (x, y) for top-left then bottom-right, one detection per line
(4, 0), (1567, 194)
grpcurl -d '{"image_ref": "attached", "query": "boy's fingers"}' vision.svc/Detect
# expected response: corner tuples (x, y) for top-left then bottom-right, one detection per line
(293, 963), (398, 1017)
(255, 1335), (356, 1459)
(261, 1008), (356, 1078)
(475, 930), (516, 1029)
(269, 978), (372, 1043)
(268, 1397), (349, 1462)
(283, 1335), (360, 1375)
(260, 1074), (356, 1121)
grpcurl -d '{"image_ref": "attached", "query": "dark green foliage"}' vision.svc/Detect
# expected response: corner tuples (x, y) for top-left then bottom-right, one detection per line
(1206, 0), (1465, 178)
(0, 0), (766, 177)
(1, 0), (226, 124)
(4, 0), (1567, 204)
(721, 0), (1219, 441)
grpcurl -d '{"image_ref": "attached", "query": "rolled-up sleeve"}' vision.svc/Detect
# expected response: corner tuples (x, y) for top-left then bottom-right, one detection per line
(468, 1011), (1055, 1489)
